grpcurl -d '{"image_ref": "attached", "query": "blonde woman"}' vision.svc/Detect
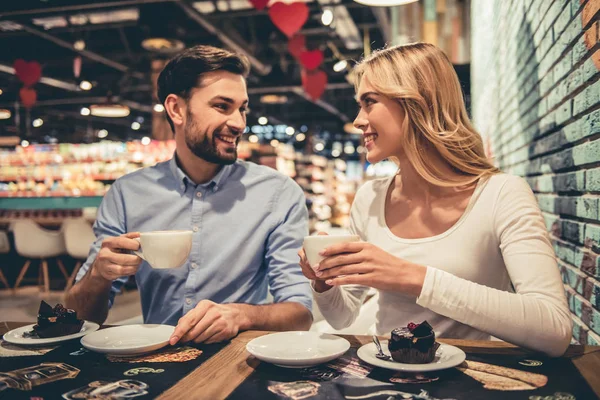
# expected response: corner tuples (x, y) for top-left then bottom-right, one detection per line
(299, 43), (572, 357)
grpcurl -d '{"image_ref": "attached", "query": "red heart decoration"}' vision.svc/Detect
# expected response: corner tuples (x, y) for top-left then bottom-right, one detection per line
(288, 34), (306, 59)
(268, 2), (309, 38)
(249, 0), (269, 10)
(300, 50), (324, 71)
(14, 59), (42, 87)
(19, 87), (37, 108)
(301, 69), (327, 101)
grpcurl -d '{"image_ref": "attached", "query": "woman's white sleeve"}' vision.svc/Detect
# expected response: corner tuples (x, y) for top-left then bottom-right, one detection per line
(312, 185), (370, 330)
(416, 176), (573, 356)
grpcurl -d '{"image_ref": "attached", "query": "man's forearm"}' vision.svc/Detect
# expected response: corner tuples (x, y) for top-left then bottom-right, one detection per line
(64, 262), (112, 325)
(233, 302), (313, 332)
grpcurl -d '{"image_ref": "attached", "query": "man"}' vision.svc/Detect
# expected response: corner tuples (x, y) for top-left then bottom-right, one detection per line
(66, 45), (313, 345)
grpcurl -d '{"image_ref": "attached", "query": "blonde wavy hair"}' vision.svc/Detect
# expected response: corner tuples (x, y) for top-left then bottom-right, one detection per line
(354, 42), (500, 187)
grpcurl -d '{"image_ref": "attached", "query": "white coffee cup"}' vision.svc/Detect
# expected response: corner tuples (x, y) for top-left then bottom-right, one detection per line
(134, 230), (193, 269)
(302, 234), (361, 267)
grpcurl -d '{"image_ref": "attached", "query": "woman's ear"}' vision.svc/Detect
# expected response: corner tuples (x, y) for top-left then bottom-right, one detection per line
(164, 94), (185, 129)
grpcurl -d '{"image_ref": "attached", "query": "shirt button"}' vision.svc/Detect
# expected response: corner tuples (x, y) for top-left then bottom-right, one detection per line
(196, 192), (202, 198)
(193, 226), (199, 232)
(191, 262), (198, 269)
(185, 298), (192, 305)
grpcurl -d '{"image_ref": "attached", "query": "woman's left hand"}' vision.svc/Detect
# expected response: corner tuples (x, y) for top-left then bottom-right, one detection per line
(314, 241), (427, 296)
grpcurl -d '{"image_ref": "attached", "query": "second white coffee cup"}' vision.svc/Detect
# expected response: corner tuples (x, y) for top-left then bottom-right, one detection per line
(303, 234), (361, 267)
(134, 230), (193, 269)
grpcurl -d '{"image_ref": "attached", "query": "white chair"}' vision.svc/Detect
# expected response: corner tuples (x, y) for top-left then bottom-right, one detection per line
(0, 231), (11, 288)
(13, 219), (69, 292)
(62, 218), (95, 294)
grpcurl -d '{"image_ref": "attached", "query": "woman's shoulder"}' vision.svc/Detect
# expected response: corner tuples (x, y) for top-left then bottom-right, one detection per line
(355, 176), (393, 200)
(484, 173), (533, 194)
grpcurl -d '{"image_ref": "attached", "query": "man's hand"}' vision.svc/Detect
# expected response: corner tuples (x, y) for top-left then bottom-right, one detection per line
(170, 300), (246, 345)
(91, 232), (143, 282)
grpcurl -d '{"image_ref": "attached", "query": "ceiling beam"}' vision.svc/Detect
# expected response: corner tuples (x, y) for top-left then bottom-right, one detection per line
(177, 1), (272, 76)
(291, 88), (349, 123)
(0, 0), (174, 18)
(16, 22), (146, 79)
(0, 63), (81, 92)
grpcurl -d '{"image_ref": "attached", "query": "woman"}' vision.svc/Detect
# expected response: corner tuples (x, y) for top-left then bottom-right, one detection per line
(300, 43), (572, 357)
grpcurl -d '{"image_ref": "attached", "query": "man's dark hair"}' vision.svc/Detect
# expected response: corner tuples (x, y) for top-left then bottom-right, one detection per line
(157, 45), (251, 132)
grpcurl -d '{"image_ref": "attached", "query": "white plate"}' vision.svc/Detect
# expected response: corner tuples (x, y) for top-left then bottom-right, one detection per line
(81, 324), (175, 356)
(357, 341), (466, 372)
(246, 331), (350, 368)
(3, 321), (99, 346)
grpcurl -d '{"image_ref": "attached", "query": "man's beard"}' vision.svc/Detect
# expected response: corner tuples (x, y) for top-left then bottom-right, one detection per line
(184, 113), (237, 165)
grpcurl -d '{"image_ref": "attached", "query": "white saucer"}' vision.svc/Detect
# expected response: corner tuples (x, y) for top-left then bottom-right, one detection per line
(81, 324), (175, 356)
(246, 331), (350, 368)
(3, 321), (99, 346)
(357, 341), (466, 372)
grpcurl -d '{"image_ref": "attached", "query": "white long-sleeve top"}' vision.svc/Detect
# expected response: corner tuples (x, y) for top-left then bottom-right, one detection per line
(313, 173), (573, 357)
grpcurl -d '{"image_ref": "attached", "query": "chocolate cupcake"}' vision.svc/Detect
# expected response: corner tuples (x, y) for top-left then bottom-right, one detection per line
(26, 301), (84, 338)
(388, 321), (439, 364)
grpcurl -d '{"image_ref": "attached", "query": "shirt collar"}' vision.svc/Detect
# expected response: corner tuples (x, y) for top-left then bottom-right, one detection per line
(169, 154), (235, 192)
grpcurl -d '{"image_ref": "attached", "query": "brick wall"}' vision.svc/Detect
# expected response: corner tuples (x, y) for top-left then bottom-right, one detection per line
(471, 0), (600, 345)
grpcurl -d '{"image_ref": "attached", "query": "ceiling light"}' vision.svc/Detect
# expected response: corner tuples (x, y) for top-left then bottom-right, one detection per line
(90, 104), (130, 118)
(141, 38), (185, 54)
(79, 80), (92, 91)
(332, 149), (341, 157)
(260, 94), (288, 104)
(74, 39), (86, 51)
(153, 104), (165, 113)
(32, 118), (43, 128)
(270, 139), (279, 147)
(353, 0), (418, 5)
(258, 116), (268, 125)
(321, 9), (334, 26)
(249, 135), (259, 143)
(0, 109), (11, 119)
(80, 107), (90, 116)
(21, 140), (30, 148)
(344, 144), (355, 154)
(333, 60), (348, 72)
(315, 143), (325, 151)
(0, 89), (3, 96)
(131, 122), (141, 130)
(300, 125), (308, 132)
(141, 136), (151, 145)
(285, 127), (295, 136)
(97, 129), (108, 138)
(296, 133), (306, 142)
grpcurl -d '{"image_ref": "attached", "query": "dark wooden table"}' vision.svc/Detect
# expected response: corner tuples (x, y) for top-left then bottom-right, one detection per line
(2, 321), (599, 399)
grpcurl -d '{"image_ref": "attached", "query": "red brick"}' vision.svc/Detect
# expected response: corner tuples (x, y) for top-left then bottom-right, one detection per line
(582, 0), (600, 28)
(581, 251), (598, 276)
(585, 279), (594, 299)
(584, 21), (599, 48)
(582, 302), (593, 325)
(592, 48), (600, 70)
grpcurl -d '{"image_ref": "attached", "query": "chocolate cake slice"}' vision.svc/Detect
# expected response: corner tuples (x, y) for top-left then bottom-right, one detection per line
(25, 301), (84, 339)
(388, 321), (440, 364)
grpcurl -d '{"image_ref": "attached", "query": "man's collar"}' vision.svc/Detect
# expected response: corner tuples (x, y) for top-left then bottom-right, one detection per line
(169, 154), (235, 191)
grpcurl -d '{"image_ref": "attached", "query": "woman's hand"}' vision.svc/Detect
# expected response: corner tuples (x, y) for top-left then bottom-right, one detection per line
(298, 247), (333, 293)
(314, 241), (427, 296)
